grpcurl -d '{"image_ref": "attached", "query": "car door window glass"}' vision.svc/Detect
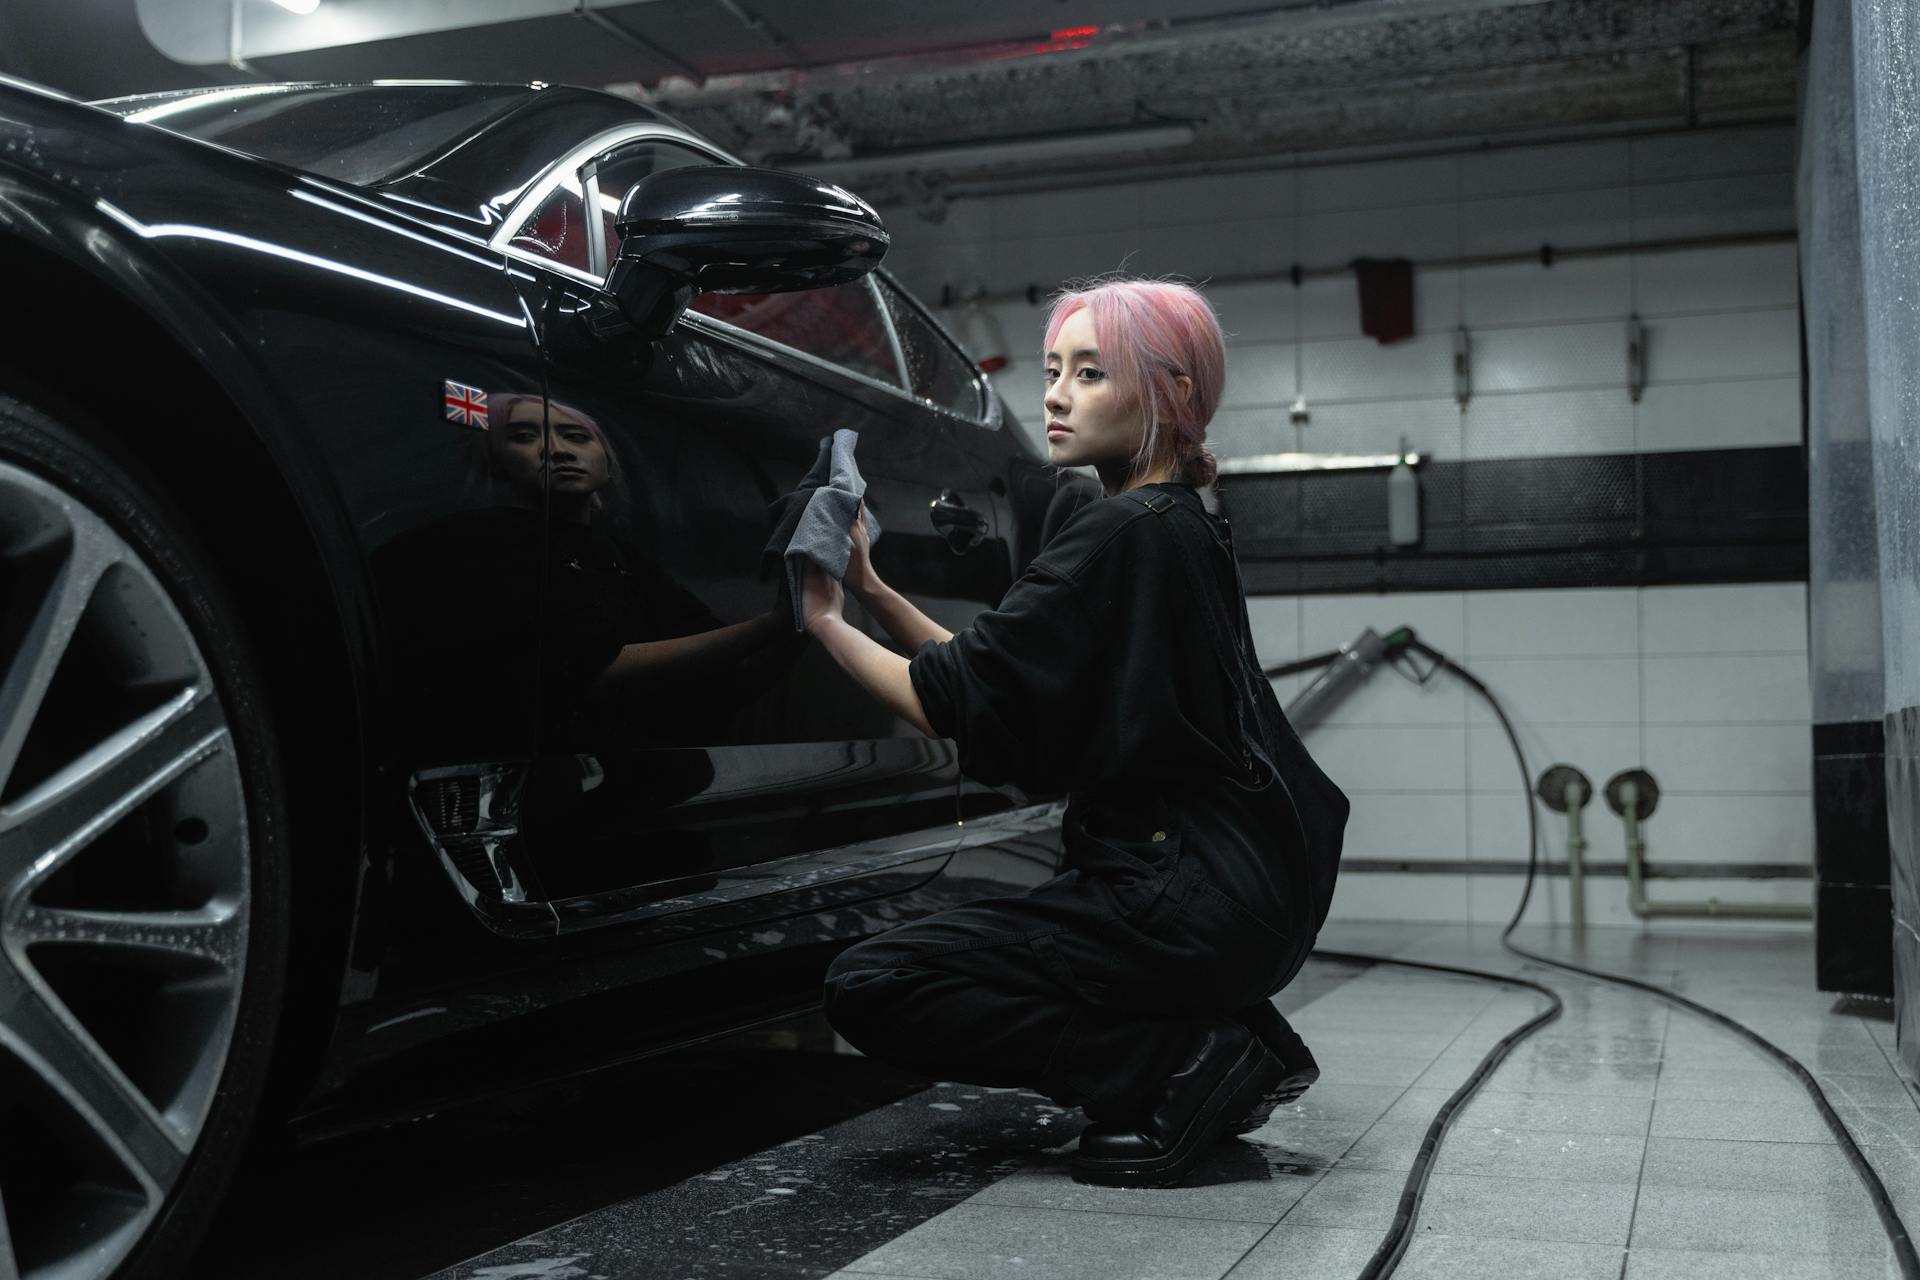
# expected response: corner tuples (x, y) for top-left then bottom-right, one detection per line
(689, 282), (904, 389)
(876, 276), (984, 418)
(508, 180), (592, 273)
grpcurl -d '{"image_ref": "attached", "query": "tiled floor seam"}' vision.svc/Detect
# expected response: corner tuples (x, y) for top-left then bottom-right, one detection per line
(1213, 975), (1523, 1276)
(1616, 966), (1672, 1280)
(1860, 1011), (1920, 1114)
(946, 1200), (1287, 1227)
(1225, 962), (1567, 1273)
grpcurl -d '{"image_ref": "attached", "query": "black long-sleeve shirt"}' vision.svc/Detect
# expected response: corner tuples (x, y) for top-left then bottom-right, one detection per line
(909, 480), (1349, 941)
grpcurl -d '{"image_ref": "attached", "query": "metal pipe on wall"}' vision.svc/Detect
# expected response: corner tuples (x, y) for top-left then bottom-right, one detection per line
(949, 228), (1796, 310)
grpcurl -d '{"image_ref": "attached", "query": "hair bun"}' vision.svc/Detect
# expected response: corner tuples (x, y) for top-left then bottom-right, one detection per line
(1185, 444), (1219, 487)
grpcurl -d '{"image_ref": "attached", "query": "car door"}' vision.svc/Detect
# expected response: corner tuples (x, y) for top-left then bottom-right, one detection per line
(492, 128), (1015, 929)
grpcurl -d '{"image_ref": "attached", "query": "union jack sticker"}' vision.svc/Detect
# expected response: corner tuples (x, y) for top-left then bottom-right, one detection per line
(443, 379), (488, 429)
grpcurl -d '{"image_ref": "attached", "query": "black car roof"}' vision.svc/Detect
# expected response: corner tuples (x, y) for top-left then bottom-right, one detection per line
(87, 81), (686, 198)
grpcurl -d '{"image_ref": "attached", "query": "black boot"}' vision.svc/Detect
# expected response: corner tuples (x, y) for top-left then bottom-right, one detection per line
(1071, 1022), (1283, 1188)
(1225, 1013), (1320, 1137)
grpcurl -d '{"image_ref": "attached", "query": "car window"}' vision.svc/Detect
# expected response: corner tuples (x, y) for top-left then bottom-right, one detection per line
(505, 136), (721, 276)
(875, 275), (984, 418)
(592, 140), (725, 267)
(507, 178), (592, 273)
(689, 283), (905, 389)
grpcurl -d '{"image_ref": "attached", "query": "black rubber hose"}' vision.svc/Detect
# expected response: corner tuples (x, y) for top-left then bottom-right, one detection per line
(1404, 636), (1920, 1279)
(1264, 648), (1345, 679)
(1309, 947), (1562, 1280)
(1269, 637), (1918, 1278)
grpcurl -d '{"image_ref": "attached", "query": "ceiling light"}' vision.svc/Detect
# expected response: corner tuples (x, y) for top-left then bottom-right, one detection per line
(272, 0), (321, 13)
(799, 123), (1195, 180)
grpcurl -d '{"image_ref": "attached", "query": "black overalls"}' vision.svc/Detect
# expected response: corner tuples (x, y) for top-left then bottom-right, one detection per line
(822, 481), (1350, 1118)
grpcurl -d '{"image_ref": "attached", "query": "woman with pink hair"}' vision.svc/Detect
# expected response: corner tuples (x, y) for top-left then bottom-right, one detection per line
(799, 275), (1350, 1189)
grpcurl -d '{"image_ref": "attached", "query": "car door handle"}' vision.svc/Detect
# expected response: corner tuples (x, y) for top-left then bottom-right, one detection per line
(929, 488), (988, 554)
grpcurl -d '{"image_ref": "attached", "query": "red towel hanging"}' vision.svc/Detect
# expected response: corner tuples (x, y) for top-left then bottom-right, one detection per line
(1353, 257), (1415, 344)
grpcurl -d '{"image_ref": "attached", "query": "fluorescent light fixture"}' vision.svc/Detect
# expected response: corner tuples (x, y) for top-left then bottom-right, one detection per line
(800, 123), (1195, 180)
(273, 0), (321, 13)
(1217, 451), (1425, 475)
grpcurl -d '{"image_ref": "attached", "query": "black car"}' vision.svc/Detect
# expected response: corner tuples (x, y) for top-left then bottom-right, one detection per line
(0, 76), (1078, 1280)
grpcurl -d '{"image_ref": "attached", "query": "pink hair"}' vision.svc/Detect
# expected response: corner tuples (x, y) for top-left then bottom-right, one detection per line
(1042, 275), (1226, 487)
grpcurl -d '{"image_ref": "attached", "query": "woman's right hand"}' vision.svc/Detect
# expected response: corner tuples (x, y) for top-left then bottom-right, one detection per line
(844, 498), (878, 597)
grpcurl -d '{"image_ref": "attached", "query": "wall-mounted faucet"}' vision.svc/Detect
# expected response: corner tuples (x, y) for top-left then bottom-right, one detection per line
(1536, 764), (1593, 931)
(1606, 768), (1812, 922)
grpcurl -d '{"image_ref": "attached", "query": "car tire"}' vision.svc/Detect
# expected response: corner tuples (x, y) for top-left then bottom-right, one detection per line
(0, 387), (293, 1280)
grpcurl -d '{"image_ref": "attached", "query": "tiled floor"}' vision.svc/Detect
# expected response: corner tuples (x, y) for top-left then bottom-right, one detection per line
(828, 922), (1920, 1280)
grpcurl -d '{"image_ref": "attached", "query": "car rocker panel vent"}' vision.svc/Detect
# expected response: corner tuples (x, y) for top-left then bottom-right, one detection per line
(407, 765), (531, 905)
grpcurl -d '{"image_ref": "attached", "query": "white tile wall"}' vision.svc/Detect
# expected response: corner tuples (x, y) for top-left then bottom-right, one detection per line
(1211, 280), (1300, 343)
(1224, 341), (1301, 406)
(1342, 793), (1469, 862)
(1634, 377), (1800, 453)
(1640, 582), (1807, 652)
(1139, 170), (1296, 227)
(1465, 724), (1641, 793)
(1461, 257), (1631, 327)
(1629, 125), (1796, 182)
(1640, 655), (1813, 723)
(1648, 309), (1799, 383)
(1632, 243), (1799, 315)
(1630, 171), (1796, 242)
(1303, 201), (1462, 264)
(1459, 138), (1632, 198)
(1642, 723), (1813, 793)
(1468, 322), (1625, 394)
(1299, 154), (1463, 212)
(1463, 389), (1635, 460)
(1260, 583), (1812, 928)
(1306, 397), (1465, 462)
(1465, 587), (1638, 656)
(1302, 591), (1467, 654)
(1460, 186), (1631, 256)
(885, 123), (1796, 466)
(1336, 872), (1475, 923)
(879, 123), (1811, 930)
(1302, 332), (1457, 402)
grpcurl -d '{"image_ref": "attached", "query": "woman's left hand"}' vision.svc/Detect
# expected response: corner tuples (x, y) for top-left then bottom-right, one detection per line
(799, 560), (844, 635)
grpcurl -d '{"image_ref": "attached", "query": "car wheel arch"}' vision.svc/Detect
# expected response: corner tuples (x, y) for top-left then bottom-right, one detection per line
(0, 235), (370, 1125)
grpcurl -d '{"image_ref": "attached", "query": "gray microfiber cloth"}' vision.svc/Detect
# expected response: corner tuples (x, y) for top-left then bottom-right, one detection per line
(764, 428), (883, 632)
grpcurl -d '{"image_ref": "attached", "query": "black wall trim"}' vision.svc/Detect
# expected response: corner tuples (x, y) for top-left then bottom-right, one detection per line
(1815, 718), (1886, 756)
(1873, 705), (1920, 1022)
(1223, 445), (1807, 595)
(1340, 857), (1812, 879)
(1813, 716), (1894, 995)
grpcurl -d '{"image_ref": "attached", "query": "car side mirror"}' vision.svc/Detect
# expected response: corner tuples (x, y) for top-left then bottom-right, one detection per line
(603, 165), (889, 340)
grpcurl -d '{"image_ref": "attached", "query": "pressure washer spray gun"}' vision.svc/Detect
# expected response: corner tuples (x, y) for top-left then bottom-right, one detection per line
(1268, 626), (1421, 732)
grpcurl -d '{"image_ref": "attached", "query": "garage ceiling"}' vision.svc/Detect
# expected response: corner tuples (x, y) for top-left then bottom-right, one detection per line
(25, 1), (1801, 202)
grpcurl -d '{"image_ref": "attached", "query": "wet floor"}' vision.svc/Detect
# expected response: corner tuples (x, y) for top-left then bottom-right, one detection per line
(198, 924), (1920, 1280)
(187, 1014), (931, 1280)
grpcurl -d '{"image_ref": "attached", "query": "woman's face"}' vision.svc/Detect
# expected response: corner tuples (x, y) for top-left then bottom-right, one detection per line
(494, 402), (610, 499)
(1042, 308), (1144, 472)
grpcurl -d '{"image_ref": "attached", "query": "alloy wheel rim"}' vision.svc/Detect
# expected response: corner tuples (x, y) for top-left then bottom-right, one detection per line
(0, 459), (250, 1280)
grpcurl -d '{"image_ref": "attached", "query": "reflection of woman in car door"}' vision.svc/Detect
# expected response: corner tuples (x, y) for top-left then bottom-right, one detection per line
(488, 394), (796, 743)
(798, 277), (1350, 1190)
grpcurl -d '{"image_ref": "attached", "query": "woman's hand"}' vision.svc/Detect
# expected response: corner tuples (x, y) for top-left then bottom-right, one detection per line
(843, 498), (877, 597)
(799, 559), (845, 636)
